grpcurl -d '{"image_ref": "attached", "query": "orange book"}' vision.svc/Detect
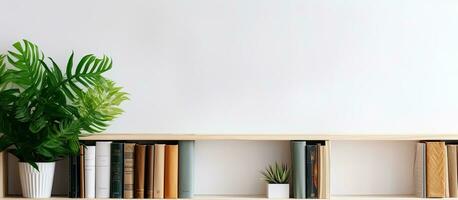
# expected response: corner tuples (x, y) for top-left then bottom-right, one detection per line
(165, 145), (179, 198)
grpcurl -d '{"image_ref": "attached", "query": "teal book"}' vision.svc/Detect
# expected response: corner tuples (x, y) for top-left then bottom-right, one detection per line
(291, 141), (306, 198)
(178, 140), (195, 198)
(110, 143), (124, 198)
(306, 145), (318, 198)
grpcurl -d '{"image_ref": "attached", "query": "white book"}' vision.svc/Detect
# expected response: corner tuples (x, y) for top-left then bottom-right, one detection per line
(96, 141), (112, 198)
(85, 146), (96, 198)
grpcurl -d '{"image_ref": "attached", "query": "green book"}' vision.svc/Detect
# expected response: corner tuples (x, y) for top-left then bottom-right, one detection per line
(110, 143), (124, 198)
(291, 141), (306, 199)
(178, 140), (195, 198)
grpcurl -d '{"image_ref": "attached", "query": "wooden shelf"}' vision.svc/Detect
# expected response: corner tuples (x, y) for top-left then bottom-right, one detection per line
(1, 194), (425, 199)
(79, 133), (458, 141)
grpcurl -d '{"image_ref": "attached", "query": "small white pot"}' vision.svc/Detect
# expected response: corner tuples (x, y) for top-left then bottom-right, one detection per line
(267, 184), (289, 198)
(18, 162), (55, 198)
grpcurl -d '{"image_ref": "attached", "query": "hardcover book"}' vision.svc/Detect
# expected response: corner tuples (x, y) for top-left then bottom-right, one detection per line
(110, 143), (124, 198)
(448, 145), (458, 197)
(84, 146), (96, 198)
(415, 143), (426, 198)
(165, 144), (179, 198)
(79, 145), (85, 198)
(134, 144), (146, 198)
(426, 142), (446, 198)
(69, 154), (79, 198)
(154, 144), (166, 198)
(178, 140), (195, 198)
(291, 141), (306, 199)
(306, 144), (318, 198)
(123, 143), (136, 198)
(145, 145), (155, 198)
(96, 141), (112, 198)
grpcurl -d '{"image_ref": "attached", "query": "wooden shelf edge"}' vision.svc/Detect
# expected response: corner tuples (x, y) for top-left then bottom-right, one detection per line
(79, 133), (458, 141)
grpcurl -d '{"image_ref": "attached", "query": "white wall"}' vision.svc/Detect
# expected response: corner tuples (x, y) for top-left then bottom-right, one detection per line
(2, 0), (458, 196)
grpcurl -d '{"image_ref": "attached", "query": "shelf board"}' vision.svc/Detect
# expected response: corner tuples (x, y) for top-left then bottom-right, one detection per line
(79, 133), (458, 141)
(332, 194), (419, 199)
(2, 195), (425, 199)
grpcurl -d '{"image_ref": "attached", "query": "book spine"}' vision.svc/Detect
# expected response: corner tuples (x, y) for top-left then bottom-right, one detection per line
(79, 145), (85, 198)
(426, 142), (446, 198)
(123, 143), (135, 199)
(165, 144), (179, 198)
(448, 145), (458, 197)
(415, 143), (425, 198)
(179, 141), (195, 199)
(154, 144), (166, 198)
(110, 143), (124, 198)
(318, 145), (325, 199)
(145, 145), (155, 198)
(69, 154), (79, 198)
(84, 146), (96, 198)
(306, 145), (318, 198)
(96, 141), (112, 198)
(134, 144), (146, 198)
(291, 141), (306, 199)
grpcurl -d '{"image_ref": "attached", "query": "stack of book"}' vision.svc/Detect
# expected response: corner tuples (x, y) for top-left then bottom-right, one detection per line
(69, 141), (195, 199)
(290, 141), (329, 199)
(416, 142), (458, 198)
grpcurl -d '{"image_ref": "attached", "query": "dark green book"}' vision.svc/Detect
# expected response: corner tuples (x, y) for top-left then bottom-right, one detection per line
(291, 141), (306, 199)
(110, 143), (124, 198)
(69, 155), (79, 198)
(178, 140), (195, 198)
(306, 145), (318, 198)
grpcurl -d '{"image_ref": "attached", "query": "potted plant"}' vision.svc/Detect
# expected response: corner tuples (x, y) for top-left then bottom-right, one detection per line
(0, 40), (128, 198)
(261, 162), (290, 198)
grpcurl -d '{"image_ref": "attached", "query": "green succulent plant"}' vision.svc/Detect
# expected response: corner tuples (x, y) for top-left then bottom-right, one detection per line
(261, 162), (290, 184)
(0, 40), (128, 169)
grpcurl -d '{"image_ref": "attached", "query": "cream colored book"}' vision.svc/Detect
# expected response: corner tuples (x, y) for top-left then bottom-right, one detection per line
(415, 143), (426, 198)
(448, 145), (458, 197)
(154, 144), (166, 198)
(318, 145), (327, 199)
(426, 142), (446, 198)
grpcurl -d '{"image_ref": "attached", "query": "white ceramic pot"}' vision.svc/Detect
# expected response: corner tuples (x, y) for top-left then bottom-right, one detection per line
(18, 162), (55, 198)
(267, 184), (289, 198)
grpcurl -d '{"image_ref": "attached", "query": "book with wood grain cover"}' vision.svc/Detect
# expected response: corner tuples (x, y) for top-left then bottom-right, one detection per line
(134, 144), (146, 198)
(123, 143), (135, 198)
(79, 145), (85, 198)
(445, 147), (450, 197)
(145, 145), (155, 198)
(154, 144), (166, 198)
(426, 142), (446, 198)
(448, 145), (458, 197)
(165, 144), (179, 198)
(415, 143), (426, 198)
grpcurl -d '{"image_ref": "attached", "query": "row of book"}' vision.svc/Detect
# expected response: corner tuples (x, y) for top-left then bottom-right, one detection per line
(416, 142), (458, 198)
(290, 141), (329, 199)
(69, 141), (195, 199)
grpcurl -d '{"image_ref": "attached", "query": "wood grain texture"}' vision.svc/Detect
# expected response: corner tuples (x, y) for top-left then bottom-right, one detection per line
(426, 142), (446, 198)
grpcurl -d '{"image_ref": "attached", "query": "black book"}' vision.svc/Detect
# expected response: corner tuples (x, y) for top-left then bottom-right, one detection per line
(110, 142), (124, 198)
(306, 145), (318, 198)
(69, 155), (80, 198)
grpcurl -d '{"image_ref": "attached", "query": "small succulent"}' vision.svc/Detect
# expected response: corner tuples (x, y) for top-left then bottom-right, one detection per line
(261, 162), (290, 184)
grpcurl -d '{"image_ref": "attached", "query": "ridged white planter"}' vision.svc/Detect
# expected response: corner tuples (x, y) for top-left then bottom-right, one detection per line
(18, 162), (55, 198)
